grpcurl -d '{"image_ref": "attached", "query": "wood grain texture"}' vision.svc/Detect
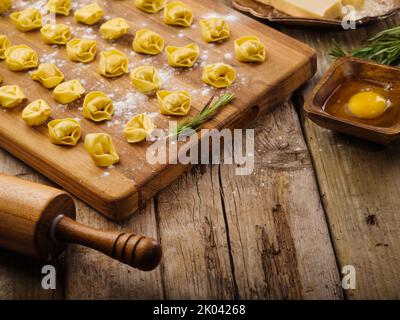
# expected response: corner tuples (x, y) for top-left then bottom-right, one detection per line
(65, 198), (163, 299)
(0, 0), (316, 220)
(0, 173), (76, 259)
(156, 165), (236, 299)
(0, 149), (64, 299)
(220, 102), (342, 299)
(56, 216), (162, 271)
(282, 13), (400, 299)
(4, 0), (399, 301)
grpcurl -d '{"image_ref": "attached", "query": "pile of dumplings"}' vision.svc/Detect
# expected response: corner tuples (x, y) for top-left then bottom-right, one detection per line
(0, 0), (266, 168)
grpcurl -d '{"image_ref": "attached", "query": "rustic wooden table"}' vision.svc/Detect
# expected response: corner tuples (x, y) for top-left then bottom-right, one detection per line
(1, 1), (400, 300)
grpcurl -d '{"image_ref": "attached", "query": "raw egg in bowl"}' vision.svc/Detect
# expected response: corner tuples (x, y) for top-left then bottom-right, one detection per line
(347, 91), (391, 119)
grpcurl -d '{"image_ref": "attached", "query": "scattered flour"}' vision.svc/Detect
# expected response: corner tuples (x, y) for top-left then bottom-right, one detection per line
(111, 92), (149, 126)
(224, 53), (233, 60)
(202, 12), (240, 22)
(356, 0), (394, 19)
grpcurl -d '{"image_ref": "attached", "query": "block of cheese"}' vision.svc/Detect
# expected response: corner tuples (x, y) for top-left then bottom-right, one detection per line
(263, 0), (343, 19)
(342, 0), (365, 9)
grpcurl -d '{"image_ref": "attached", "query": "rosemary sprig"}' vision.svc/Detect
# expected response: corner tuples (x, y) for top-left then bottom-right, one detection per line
(329, 40), (348, 58)
(329, 26), (400, 65)
(169, 93), (235, 138)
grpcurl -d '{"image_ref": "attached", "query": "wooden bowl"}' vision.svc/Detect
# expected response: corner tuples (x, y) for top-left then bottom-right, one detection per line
(304, 57), (400, 145)
(232, 0), (400, 28)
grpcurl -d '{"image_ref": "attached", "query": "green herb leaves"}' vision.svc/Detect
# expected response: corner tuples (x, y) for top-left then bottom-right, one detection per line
(329, 26), (400, 65)
(170, 93), (235, 138)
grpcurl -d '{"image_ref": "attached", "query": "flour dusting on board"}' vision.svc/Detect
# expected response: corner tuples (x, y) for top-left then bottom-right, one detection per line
(201, 12), (240, 22)
(109, 92), (149, 127)
(356, 0), (394, 19)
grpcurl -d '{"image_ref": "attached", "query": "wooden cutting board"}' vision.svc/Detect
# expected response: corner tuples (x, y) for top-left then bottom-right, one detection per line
(0, 0), (316, 220)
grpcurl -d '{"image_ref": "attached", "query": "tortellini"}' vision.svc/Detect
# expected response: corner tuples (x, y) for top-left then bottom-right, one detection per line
(84, 133), (119, 167)
(41, 24), (72, 45)
(124, 113), (155, 143)
(46, 0), (71, 16)
(134, 0), (166, 13)
(10, 8), (42, 32)
(132, 29), (164, 55)
(82, 91), (114, 122)
(99, 49), (128, 78)
(5, 45), (38, 71)
(200, 18), (230, 43)
(48, 118), (81, 146)
(74, 3), (104, 25)
(0, 35), (11, 60)
(67, 39), (97, 63)
(0, 85), (26, 108)
(130, 66), (161, 93)
(53, 80), (85, 104)
(100, 18), (130, 40)
(234, 36), (266, 63)
(22, 99), (52, 126)
(31, 63), (64, 89)
(163, 1), (193, 27)
(0, 0), (11, 14)
(157, 90), (191, 116)
(165, 43), (199, 68)
(202, 63), (236, 88)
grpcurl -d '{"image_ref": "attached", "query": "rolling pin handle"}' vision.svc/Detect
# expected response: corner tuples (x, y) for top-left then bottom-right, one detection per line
(53, 216), (162, 271)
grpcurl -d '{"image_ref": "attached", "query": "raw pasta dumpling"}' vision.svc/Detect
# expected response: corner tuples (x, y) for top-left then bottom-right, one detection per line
(124, 113), (155, 143)
(234, 36), (265, 63)
(99, 49), (128, 77)
(22, 99), (52, 126)
(31, 63), (64, 89)
(130, 66), (161, 93)
(134, 0), (166, 13)
(157, 90), (190, 116)
(0, 35), (11, 60)
(165, 43), (199, 68)
(200, 18), (230, 42)
(163, 1), (193, 27)
(85, 133), (119, 167)
(41, 24), (71, 45)
(74, 3), (104, 25)
(10, 8), (42, 32)
(48, 118), (81, 146)
(5, 45), (38, 71)
(202, 63), (236, 88)
(67, 39), (97, 63)
(53, 80), (85, 104)
(0, 85), (26, 108)
(132, 29), (164, 55)
(46, 0), (71, 16)
(82, 91), (114, 122)
(100, 18), (129, 40)
(0, 0), (11, 14)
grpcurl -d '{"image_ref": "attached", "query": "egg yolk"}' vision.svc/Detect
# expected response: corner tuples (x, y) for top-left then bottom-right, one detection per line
(348, 91), (389, 119)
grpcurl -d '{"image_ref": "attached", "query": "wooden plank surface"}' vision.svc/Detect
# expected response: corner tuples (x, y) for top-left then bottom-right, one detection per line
(65, 198), (163, 299)
(1, 0), (400, 300)
(282, 13), (400, 299)
(0, 149), (64, 299)
(0, 0), (316, 220)
(219, 102), (342, 299)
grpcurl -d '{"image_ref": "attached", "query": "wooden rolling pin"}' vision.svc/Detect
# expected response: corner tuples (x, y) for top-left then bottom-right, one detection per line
(0, 174), (162, 271)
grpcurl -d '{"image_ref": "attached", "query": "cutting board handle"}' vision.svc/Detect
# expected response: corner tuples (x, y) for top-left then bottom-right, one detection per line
(54, 216), (162, 271)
